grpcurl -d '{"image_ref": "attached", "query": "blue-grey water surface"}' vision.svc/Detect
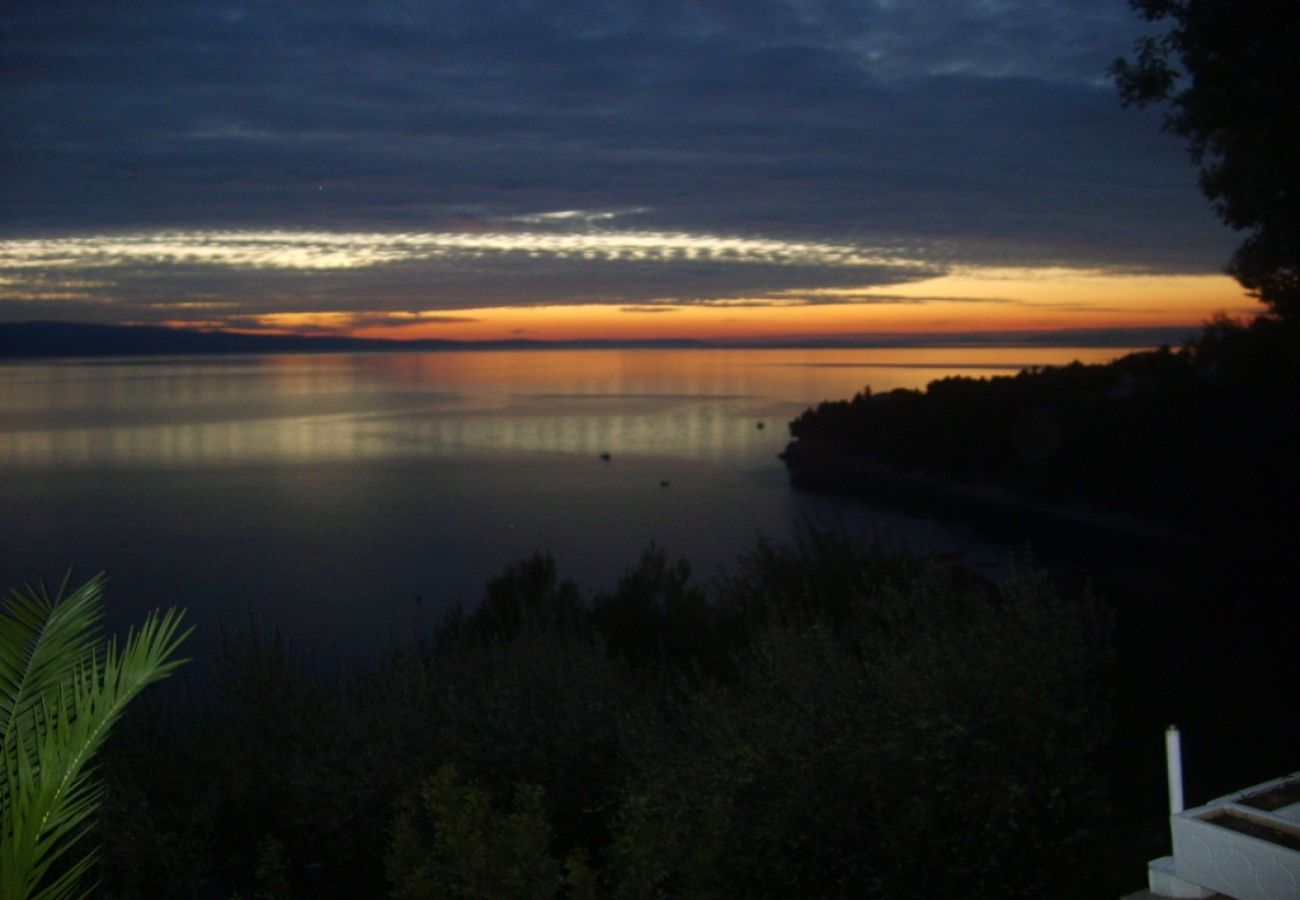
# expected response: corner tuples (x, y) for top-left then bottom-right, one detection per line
(0, 347), (1133, 662)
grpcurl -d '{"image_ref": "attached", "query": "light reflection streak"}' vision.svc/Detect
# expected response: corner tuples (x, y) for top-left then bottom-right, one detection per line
(0, 347), (1143, 469)
(0, 403), (776, 467)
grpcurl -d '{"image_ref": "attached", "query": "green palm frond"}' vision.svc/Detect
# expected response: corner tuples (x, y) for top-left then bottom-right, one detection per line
(0, 574), (104, 757)
(0, 574), (191, 900)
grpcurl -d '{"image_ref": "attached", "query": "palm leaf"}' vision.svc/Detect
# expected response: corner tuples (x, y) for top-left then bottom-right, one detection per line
(0, 574), (106, 749)
(0, 575), (191, 900)
(0, 575), (104, 825)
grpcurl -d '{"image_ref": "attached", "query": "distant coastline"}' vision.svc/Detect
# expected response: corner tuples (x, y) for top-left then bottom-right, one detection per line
(0, 320), (1199, 359)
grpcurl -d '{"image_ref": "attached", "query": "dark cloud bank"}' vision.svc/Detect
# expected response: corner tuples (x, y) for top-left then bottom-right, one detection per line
(0, 0), (1239, 323)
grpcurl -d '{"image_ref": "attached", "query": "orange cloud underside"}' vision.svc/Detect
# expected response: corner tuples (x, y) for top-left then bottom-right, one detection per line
(253, 271), (1256, 342)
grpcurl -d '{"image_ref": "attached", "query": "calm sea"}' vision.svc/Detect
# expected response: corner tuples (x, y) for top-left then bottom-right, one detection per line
(0, 346), (1136, 661)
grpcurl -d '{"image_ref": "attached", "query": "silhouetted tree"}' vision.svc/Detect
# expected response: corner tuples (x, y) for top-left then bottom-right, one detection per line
(591, 544), (719, 674)
(441, 552), (587, 645)
(1113, 0), (1300, 318)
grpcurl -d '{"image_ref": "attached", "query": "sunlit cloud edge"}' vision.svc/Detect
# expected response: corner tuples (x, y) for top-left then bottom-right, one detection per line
(0, 228), (927, 272)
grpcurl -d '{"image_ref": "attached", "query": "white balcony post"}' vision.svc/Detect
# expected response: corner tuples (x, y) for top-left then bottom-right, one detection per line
(1166, 724), (1184, 816)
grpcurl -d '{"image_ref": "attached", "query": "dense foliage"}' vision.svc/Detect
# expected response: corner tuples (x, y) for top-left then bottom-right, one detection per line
(780, 318), (1300, 845)
(94, 534), (1114, 899)
(1113, 0), (1300, 316)
(783, 316), (1300, 532)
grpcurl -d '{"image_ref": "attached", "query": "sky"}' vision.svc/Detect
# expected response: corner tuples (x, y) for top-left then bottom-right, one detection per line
(0, 0), (1260, 343)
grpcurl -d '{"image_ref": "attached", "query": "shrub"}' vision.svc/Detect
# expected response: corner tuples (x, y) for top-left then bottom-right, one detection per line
(611, 565), (1112, 899)
(386, 764), (560, 900)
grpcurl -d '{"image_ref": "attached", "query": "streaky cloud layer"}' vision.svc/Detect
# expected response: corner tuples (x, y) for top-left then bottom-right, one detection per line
(0, 228), (927, 272)
(0, 224), (1254, 340)
(0, 1), (1256, 338)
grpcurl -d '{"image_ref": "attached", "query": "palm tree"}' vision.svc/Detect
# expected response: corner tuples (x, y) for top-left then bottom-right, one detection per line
(0, 573), (191, 900)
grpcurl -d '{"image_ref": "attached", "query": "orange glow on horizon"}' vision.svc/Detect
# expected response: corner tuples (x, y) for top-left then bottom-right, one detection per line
(223, 269), (1257, 343)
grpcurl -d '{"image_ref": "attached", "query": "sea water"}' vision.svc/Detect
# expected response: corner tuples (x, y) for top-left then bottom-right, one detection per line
(0, 346), (1136, 660)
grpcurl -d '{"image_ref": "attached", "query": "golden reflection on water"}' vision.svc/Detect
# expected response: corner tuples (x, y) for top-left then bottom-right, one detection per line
(0, 347), (1141, 468)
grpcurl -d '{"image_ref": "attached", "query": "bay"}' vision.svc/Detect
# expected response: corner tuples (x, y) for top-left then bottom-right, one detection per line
(0, 346), (1136, 662)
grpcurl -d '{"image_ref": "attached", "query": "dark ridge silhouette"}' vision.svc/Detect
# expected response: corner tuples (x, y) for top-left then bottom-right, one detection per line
(0, 321), (404, 357)
(0, 321), (710, 359)
(710, 325), (1202, 349)
(0, 320), (1200, 359)
(0, 321), (718, 358)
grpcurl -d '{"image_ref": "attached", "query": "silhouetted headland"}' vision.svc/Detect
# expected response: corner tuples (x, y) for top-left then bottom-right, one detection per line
(780, 315), (1300, 842)
(781, 315), (1300, 550)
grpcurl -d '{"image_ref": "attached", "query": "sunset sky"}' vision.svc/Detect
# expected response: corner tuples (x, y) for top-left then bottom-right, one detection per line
(0, 1), (1259, 343)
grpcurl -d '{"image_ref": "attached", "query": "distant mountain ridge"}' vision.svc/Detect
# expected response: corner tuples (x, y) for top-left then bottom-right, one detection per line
(0, 321), (402, 357)
(0, 320), (1200, 359)
(0, 321), (707, 358)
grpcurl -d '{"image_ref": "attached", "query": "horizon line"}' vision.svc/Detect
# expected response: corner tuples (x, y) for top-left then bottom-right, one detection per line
(0, 320), (1211, 360)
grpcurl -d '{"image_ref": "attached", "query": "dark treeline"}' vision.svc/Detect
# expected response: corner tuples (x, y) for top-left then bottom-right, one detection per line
(97, 533), (1118, 899)
(782, 315), (1300, 535)
(778, 313), (1300, 889)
